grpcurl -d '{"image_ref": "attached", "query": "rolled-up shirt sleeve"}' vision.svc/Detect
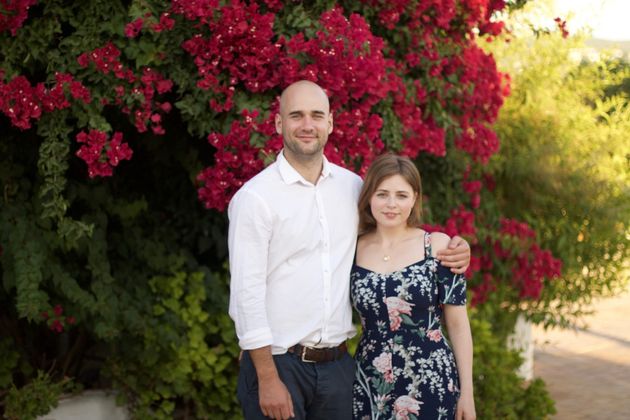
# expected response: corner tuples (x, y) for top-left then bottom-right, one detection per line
(227, 188), (274, 350)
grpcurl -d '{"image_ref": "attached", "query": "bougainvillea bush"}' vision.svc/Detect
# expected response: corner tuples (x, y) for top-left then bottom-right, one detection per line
(0, 0), (562, 418)
(483, 5), (630, 331)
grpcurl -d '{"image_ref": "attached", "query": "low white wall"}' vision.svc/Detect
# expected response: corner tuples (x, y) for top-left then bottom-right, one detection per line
(507, 314), (534, 381)
(37, 390), (129, 420)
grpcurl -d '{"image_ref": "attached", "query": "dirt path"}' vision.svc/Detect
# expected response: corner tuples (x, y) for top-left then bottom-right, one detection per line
(532, 285), (630, 419)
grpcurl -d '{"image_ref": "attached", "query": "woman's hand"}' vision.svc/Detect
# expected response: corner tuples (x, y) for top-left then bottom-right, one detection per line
(455, 392), (476, 420)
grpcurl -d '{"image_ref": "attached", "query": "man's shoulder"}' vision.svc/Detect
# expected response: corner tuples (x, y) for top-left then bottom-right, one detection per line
(240, 161), (280, 191)
(329, 162), (362, 185)
(230, 163), (279, 206)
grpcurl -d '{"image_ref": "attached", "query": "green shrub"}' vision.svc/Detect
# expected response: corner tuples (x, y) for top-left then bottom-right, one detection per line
(3, 371), (73, 420)
(471, 317), (555, 419)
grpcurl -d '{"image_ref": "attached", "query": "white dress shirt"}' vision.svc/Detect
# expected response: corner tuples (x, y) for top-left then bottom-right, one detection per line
(228, 151), (362, 354)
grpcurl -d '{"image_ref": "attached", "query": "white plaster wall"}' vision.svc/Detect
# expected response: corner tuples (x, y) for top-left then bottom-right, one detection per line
(37, 390), (129, 420)
(507, 314), (534, 381)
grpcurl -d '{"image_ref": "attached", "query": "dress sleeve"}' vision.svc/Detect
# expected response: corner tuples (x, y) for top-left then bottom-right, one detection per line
(436, 262), (467, 306)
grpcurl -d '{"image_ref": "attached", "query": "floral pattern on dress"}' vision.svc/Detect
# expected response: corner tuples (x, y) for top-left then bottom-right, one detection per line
(351, 233), (467, 420)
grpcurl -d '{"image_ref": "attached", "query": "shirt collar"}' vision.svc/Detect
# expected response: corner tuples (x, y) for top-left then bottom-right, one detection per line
(277, 150), (332, 185)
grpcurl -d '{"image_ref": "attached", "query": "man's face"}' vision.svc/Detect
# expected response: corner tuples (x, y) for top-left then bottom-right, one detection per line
(275, 83), (333, 161)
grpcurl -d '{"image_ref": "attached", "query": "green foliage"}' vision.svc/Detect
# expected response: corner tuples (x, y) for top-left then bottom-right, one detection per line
(1, 113), (233, 416)
(0, 339), (20, 389)
(1, 0), (623, 418)
(3, 371), (73, 420)
(471, 317), (556, 419)
(108, 271), (240, 419)
(484, 12), (630, 326)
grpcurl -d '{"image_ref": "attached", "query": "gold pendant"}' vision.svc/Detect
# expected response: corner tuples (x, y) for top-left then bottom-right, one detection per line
(383, 255), (390, 262)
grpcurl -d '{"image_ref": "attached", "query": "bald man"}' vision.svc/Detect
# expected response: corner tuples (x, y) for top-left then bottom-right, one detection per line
(227, 81), (470, 419)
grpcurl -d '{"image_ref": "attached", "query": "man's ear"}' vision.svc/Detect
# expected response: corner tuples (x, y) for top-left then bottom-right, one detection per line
(328, 112), (333, 134)
(275, 113), (282, 135)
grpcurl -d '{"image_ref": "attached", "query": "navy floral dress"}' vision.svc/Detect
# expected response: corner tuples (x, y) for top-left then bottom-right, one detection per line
(351, 233), (467, 420)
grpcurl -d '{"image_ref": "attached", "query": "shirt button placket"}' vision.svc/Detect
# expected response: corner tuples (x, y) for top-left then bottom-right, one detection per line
(315, 187), (332, 341)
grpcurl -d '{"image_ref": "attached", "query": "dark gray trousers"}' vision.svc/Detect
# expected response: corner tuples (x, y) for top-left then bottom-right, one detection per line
(237, 350), (355, 420)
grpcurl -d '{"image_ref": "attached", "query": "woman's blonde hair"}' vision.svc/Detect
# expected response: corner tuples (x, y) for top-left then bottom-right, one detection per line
(358, 154), (423, 234)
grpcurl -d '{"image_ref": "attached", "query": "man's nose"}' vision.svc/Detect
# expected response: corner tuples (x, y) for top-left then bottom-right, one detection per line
(300, 116), (315, 130)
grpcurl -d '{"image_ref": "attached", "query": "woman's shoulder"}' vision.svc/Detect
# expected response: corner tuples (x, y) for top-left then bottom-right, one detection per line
(356, 232), (374, 248)
(428, 231), (451, 256)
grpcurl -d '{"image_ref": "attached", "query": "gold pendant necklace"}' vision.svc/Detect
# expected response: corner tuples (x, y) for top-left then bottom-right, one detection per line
(383, 255), (390, 262)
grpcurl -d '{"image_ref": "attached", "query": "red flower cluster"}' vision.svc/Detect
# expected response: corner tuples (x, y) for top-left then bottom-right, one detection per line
(197, 110), (273, 211)
(462, 173), (482, 209)
(129, 68), (173, 134)
(456, 123), (500, 164)
(124, 18), (144, 38)
(482, 172), (496, 192)
(487, 218), (562, 300)
(424, 212), (561, 304)
(0, 72), (91, 130)
(362, 0), (507, 37)
(388, 77), (446, 158)
(41, 304), (76, 334)
(77, 42), (135, 81)
(180, 0), (281, 112)
(474, 0), (507, 37)
(41, 72), (92, 111)
(0, 0), (37, 35)
(354, 1), (509, 164)
(444, 205), (477, 238)
(195, 7), (400, 209)
(443, 206), (480, 278)
(450, 45), (508, 162)
(124, 13), (176, 38)
(171, 0), (219, 22)
(513, 244), (562, 299)
(499, 218), (536, 239)
(75, 130), (133, 178)
(258, 0), (283, 12)
(426, 211), (560, 305)
(282, 8), (396, 170)
(359, 0), (409, 29)
(554, 17), (569, 39)
(0, 75), (41, 129)
(78, 43), (173, 134)
(470, 272), (496, 307)
(151, 12), (176, 33)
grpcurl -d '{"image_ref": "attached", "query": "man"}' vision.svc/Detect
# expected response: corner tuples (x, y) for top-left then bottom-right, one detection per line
(228, 80), (470, 420)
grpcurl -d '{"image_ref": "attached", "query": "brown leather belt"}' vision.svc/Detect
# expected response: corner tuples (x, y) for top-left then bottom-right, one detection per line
(287, 342), (348, 363)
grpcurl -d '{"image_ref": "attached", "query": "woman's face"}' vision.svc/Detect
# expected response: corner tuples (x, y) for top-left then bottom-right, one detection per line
(369, 174), (417, 229)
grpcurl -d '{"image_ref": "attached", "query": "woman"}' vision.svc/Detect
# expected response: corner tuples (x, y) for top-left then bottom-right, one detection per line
(351, 154), (475, 420)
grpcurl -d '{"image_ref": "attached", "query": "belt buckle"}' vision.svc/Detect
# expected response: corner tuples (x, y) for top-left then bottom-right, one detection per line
(301, 346), (316, 363)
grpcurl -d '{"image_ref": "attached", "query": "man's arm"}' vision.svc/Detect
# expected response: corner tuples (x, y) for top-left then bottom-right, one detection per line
(249, 347), (295, 419)
(437, 235), (471, 274)
(228, 190), (294, 418)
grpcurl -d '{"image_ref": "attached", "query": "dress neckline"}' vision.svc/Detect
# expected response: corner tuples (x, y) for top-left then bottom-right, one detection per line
(353, 232), (433, 276)
(353, 257), (432, 277)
